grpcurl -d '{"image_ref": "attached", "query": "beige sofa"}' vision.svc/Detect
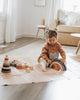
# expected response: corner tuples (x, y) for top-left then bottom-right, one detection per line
(49, 10), (80, 46)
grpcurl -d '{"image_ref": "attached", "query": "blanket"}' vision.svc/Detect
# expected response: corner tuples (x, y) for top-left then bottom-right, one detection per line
(0, 54), (80, 86)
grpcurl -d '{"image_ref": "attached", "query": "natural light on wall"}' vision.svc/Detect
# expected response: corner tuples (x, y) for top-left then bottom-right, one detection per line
(0, 0), (4, 13)
(63, 0), (80, 12)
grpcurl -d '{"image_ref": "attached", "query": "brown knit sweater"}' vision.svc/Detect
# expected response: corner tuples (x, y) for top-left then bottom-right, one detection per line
(38, 42), (66, 63)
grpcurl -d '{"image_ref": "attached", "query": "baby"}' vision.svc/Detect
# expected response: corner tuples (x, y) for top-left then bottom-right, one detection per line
(38, 30), (66, 71)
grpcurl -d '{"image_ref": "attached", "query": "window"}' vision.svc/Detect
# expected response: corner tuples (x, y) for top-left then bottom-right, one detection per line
(0, 0), (4, 13)
(63, 0), (80, 12)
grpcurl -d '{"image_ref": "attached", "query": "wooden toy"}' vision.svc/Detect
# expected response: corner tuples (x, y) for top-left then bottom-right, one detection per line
(16, 63), (23, 69)
(10, 60), (20, 67)
(1, 55), (11, 73)
(10, 59), (33, 72)
(12, 60), (20, 63)
(15, 63), (31, 69)
(26, 68), (31, 73)
(29, 66), (33, 70)
(50, 59), (66, 71)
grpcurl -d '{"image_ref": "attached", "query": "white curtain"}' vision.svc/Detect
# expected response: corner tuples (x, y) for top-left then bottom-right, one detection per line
(5, 0), (17, 43)
(0, 0), (17, 44)
(48, 0), (64, 26)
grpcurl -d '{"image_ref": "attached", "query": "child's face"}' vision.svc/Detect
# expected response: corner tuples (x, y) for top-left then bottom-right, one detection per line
(47, 36), (57, 45)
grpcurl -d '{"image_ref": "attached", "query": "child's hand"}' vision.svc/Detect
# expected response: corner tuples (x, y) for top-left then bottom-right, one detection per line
(48, 59), (52, 64)
(59, 58), (66, 64)
(38, 58), (40, 63)
(38, 57), (41, 63)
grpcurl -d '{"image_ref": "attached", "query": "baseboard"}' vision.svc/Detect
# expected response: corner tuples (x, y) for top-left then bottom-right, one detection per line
(23, 34), (35, 38)
(23, 34), (44, 39)
(16, 33), (45, 39)
(16, 34), (24, 39)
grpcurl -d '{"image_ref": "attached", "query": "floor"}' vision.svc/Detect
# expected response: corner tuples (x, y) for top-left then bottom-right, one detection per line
(0, 37), (80, 100)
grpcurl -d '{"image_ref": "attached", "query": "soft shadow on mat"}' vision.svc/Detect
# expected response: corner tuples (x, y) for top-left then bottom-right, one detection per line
(70, 54), (80, 62)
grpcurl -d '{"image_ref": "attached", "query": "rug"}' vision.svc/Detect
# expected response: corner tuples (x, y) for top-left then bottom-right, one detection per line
(0, 54), (80, 86)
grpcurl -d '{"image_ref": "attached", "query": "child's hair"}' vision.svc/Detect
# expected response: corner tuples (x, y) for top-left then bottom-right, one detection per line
(45, 29), (57, 38)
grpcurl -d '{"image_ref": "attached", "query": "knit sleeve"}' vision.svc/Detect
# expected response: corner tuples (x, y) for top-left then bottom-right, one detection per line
(57, 43), (66, 61)
(38, 43), (49, 62)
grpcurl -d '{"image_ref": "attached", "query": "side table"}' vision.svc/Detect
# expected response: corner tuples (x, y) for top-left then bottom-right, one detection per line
(71, 33), (80, 54)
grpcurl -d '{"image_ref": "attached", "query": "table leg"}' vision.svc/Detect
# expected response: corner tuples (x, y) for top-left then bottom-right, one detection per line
(43, 28), (46, 39)
(76, 40), (80, 54)
(35, 28), (39, 40)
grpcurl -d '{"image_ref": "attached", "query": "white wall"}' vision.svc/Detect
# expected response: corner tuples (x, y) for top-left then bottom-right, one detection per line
(16, 0), (25, 38)
(0, 0), (51, 41)
(16, 0), (51, 38)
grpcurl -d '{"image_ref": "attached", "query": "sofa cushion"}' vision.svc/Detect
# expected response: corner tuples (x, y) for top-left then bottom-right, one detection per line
(65, 12), (80, 26)
(59, 10), (68, 25)
(57, 25), (80, 33)
(59, 10), (80, 26)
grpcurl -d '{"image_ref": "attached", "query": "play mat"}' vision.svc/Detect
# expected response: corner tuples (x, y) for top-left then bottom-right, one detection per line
(0, 54), (80, 86)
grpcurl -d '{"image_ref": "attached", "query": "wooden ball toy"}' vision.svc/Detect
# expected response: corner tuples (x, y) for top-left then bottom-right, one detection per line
(29, 66), (33, 70)
(16, 63), (23, 69)
(26, 68), (31, 73)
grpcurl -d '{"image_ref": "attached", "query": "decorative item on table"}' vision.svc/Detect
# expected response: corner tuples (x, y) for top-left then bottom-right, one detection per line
(41, 18), (45, 25)
(1, 55), (11, 73)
